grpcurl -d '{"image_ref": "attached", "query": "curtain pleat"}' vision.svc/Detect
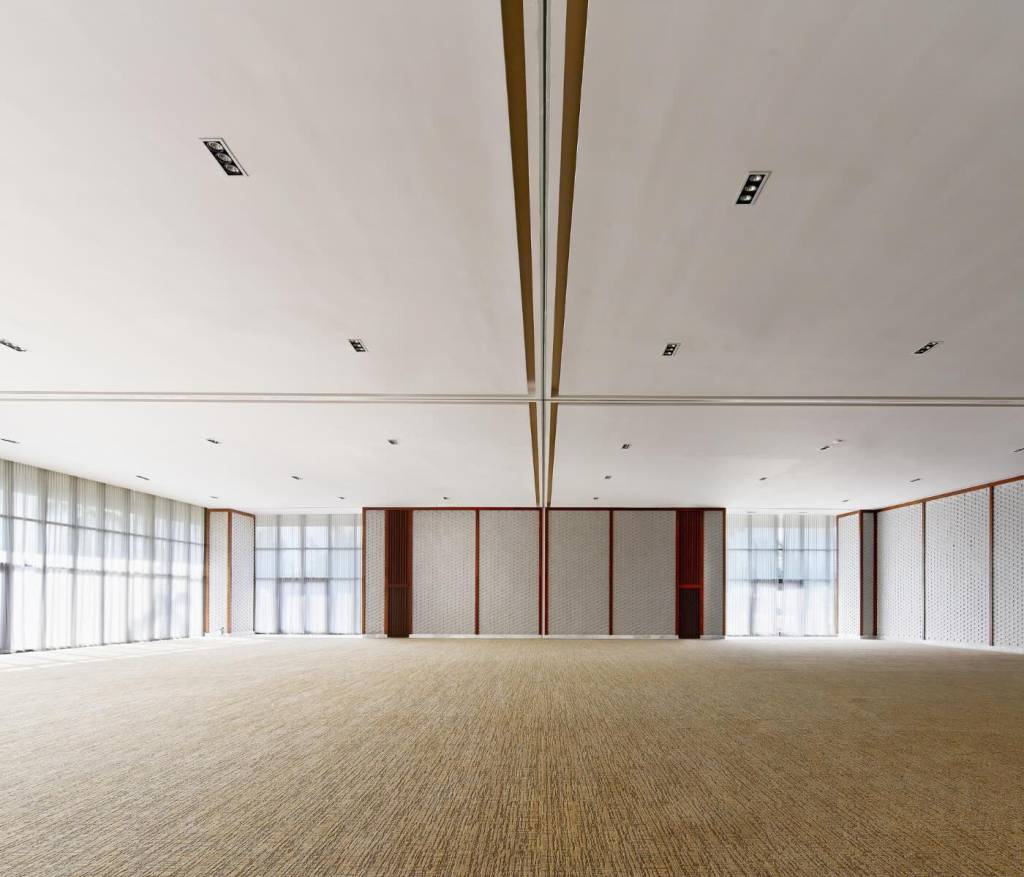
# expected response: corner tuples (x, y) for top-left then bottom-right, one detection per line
(254, 513), (361, 634)
(0, 458), (205, 653)
(727, 513), (836, 636)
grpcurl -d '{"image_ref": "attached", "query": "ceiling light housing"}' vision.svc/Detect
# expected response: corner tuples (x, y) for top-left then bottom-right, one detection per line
(348, 339), (368, 353)
(201, 138), (246, 176)
(1, 437), (18, 444)
(621, 443), (631, 450)
(913, 340), (941, 355)
(662, 342), (680, 357)
(910, 477), (922, 483)
(291, 475), (303, 481)
(0, 338), (27, 352)
(136, 475), (150, 481)
(206, 438), (221, 445)
(387, 439), (399, 446)
(1015, 447), (1024, 454)
(736, 171), (770, 205)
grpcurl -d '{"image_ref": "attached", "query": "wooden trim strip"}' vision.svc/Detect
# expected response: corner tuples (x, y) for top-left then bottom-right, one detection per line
(858, 510), (865, 636)
(921, 501), (927, 641)
(874, 472), (1024, 513)
(475, 509), (480, 636)
(550, 0), (588, 399)
(872, 511), (878, 637)
(538, 508), (544, 635)
(500, 0), (536, 395)
(721, 510), (727, 637)
(207, 507), (255, 520)
(529, 403), (541, 507)
(989, 486), (995, 647)
(546, 403), (558, 506)
(836, 510), (860, 520)
(383, 509), (389, 637)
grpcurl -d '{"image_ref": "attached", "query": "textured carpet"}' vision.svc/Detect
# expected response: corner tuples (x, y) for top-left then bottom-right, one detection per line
(1, 637), (1022, 877)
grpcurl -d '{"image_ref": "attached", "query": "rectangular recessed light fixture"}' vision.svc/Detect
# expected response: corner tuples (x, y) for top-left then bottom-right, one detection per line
(136, 475), (150, 481)
(1, 437), (19, 444)
(348, 339), (368, 353)
(662, 342), (680, 357)
(1015, 447), (1024, 453)
(736, 171), (770, 205)
(206, 438), (221, 445)
(621, 443), (631, 450)
(201, 139), (246, 176)
(291, 475), (303, 481)
(0, 338), (27, 352)
(910, 477), (922, 483)
(913, 340), (941, 355)
(387, 439), (399, 446)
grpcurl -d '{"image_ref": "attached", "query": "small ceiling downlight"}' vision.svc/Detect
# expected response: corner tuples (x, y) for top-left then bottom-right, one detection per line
(348, 339), (368, 353)
(201, 139), (246, 176)
(0, 338), (27, 352)
(913, 341), (942, 355)
(736, 171), (770, 205)
(662, 342), (680, 357)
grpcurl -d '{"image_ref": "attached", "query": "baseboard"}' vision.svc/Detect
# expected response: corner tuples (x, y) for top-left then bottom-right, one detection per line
(700, 635), (724, 640)
(875, 636), (1024, 655)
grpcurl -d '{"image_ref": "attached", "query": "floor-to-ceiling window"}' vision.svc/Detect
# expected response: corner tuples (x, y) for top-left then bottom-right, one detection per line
(254, 514), (362, 634)
(0, 459), (205, 653)
(726, 513), (836, 636)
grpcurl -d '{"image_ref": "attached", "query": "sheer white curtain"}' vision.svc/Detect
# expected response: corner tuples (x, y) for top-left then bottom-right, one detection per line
(727, 513), (836, 636)
(254, 514), (361, 634)
(0, 459), (205, 653)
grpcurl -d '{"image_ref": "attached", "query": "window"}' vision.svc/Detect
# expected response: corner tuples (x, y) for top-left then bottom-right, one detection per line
(726, 513), (836, 636)
(255, 514), (362, 634)
(0, 460), (205, 653)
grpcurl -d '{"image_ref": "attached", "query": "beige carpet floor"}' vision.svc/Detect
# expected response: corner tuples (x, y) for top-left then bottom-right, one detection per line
(1, 637), (1022, 877)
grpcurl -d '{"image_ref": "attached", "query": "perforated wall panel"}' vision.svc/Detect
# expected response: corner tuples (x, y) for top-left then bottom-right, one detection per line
(412, 510), (475, 635)
(612, 511), (674, 635)
(548, 511), (609, 635)
(861, 512), (876, 637)
(230, 513), (255, 635)
(207, 512), (229, 635)
(994, 481), (1024, 649)
(837, 514), (860, 637)
(877, 504), (924, 641)
(703, 510), (725, 637)
(925, 490), (990, 646)
(479, 510), (539, 635)
(364, 510), (384, 634)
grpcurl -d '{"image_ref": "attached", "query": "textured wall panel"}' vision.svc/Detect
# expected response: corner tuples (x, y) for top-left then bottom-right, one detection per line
(994, 481), (1024, 649)
(925, 490), (990, 646)
(877, 505), (924, 641)
(364, 510), (385, 634)
(861, 512), (876, 637)
(548, 511), (609, 636)
(479, 511), (539, 635)
(207, 512), (229, 635)
(703, 510), (725, 637)
(230, 513), (255, 635)
(412, 511), (475, 635)
(612, 511), (675, 635)
(837, 514), (861, 637)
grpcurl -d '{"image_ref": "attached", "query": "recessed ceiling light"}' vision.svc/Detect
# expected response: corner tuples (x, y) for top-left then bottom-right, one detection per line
(604, 475), (612, 480)
(759, 476), (768, 481)
(913, 340), (941, 355)
(337, 496), (345, 501)
(201, 139), (246, 176)
(442, 496), (451, 501)
(842, 499), (850, 503)
(621, 443), (631, 450)
(1, 437), (18, 444)
(1014, 447), (1024, 453)
(910, 477), (922, 483)
(736, 171), (770, 205)
(662, 342), (680, 357)
(0, 338), (27, 352)
(348, 339), (368, 353)
(136, 475), (150, 481)
(819, 445), (831, 451)
(210, 495), (219, 500)
(387, 439), (399, 446)
(593, 496), (599, 501)
(291, 475), (303, 481)
(205, 438), (221, 445)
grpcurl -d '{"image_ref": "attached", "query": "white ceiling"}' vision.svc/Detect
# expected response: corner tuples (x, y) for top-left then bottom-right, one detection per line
(1, 1), (1023, 512)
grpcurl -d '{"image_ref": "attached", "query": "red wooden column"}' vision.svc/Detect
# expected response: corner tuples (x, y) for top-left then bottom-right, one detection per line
(676, 510), (704, 638)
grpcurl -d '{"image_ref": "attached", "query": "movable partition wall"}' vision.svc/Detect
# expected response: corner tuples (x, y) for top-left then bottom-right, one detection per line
(845, 476), (1024, 650)
(204, 509), (255, 636)
(362, 508), (725, 638)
